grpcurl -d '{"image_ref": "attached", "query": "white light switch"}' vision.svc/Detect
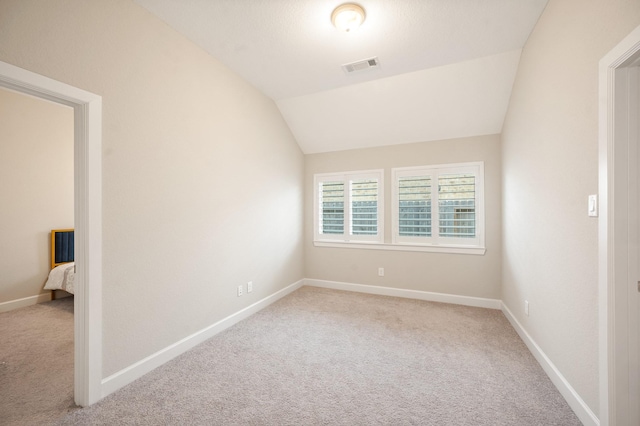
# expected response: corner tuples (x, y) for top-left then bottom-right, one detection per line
(588, 194), (598, 217)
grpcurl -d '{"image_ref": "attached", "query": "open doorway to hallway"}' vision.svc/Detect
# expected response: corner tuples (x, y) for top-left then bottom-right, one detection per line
(0, 60), (103, 408)
(0, 86), (75, 423)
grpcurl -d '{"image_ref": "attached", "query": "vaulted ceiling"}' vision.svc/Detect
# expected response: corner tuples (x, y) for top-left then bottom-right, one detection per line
(134, 0), (548, 153)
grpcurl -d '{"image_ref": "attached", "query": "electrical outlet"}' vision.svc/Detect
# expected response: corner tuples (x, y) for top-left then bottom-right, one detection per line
(525, 300), (529, 316)
(237, 285), (243, 297)
(247, 281), (253, 293)
(378, 267), (384, 277)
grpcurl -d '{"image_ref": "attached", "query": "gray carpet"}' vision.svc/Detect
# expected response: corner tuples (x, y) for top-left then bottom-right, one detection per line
(50, 286), (581, 425)
(61, 287), (580, 426)
(0, 297), (75, 426)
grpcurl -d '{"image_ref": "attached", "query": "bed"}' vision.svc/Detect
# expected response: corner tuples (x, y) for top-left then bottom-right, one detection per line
(44, 228), (75, 299)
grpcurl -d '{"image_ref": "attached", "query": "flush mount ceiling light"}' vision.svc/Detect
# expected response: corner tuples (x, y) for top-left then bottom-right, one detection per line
(331, 3), (366, 32)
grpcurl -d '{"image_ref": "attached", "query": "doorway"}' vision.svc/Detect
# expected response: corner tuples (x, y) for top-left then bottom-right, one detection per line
(0, 61), (103, 406)
(599, 24), (640, 426)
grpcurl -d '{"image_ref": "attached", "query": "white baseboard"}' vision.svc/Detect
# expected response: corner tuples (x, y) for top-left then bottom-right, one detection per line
(101, 279), (304, 398)
(501, 303), (599, 426)
(304, 278), (502, 310)
(0, 293), (52, 313)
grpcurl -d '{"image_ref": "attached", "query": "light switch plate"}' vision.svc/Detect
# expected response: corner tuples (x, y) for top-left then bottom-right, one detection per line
(588, 194), (598, 217)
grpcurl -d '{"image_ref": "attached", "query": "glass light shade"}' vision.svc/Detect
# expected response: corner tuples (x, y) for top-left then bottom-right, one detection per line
(331, 4), (366, 32)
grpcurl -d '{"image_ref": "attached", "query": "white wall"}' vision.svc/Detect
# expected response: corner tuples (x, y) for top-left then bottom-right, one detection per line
(0, 0), (304, 377)
(0, 87), (73, 305)
(305, 135), (502, 300)
(501, 0), (640, 415)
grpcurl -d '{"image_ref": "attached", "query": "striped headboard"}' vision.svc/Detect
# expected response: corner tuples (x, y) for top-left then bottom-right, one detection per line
(51, 229), (74, 270)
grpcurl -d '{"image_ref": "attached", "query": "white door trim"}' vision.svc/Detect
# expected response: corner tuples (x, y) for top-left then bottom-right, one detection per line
(0, 61), (103, 406)
(599, 24), (640, 426)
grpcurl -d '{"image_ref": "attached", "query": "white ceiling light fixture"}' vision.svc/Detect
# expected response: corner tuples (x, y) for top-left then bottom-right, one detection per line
(331, 3), (366, 32)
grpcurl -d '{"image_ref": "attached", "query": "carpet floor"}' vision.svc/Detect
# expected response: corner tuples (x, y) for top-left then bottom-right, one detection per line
(3, 287), (583, 425)
(0, 297), (75, 426)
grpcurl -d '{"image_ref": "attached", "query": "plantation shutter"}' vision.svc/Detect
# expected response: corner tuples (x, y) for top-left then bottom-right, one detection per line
(398, 176), (432, 237)
(314, 169), (384, 244)
(319, 181), (345, 235)
(351, 179), (378, 235)
(438, 174), (476, 238)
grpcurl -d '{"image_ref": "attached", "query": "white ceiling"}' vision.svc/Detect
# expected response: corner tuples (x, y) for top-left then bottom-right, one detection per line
(134, 0), (548, 153)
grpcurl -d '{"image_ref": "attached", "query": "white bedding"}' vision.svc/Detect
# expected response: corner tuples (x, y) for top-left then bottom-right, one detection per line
(44, 262), (75, 294)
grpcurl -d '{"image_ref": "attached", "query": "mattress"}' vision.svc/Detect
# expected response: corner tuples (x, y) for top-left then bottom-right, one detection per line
(44, 262), (75, 295)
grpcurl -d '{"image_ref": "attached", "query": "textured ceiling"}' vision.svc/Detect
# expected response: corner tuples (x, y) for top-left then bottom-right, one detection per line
(134, 0), (548, 153)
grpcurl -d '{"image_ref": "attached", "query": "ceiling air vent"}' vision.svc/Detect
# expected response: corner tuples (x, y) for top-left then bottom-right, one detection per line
(342, 57), (380, 74)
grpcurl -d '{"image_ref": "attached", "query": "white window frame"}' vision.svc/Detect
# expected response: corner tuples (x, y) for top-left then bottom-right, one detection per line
(314, 169), (384, 244)
(392, 162), (485, 254)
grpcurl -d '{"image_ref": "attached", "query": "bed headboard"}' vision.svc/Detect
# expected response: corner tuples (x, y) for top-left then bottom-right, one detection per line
(51, 229), (74, 270)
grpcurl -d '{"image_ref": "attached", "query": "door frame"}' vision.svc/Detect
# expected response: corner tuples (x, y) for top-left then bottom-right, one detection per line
(599, 24), (640, 426)
(0, 61), (103, 406)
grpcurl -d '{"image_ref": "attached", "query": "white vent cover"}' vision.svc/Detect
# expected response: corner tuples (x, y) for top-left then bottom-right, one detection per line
(342, 57), (380, 74)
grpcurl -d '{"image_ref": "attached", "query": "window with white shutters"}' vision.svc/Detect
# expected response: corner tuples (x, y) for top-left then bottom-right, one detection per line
(319, 181), (344, 235)
(314, 163), (484, 254)
(351, 179), (378, 236)
(314, 170), (384, 243)
(438, 174), (476, 238)
(392, 162), (484, 249)
(398, 175), (432, 238)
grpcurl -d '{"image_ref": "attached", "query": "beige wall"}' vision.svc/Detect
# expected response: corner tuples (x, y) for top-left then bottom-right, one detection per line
(0, 88), (74, 304)
(4, 0), (638, 415)
(501, 0), (640, 415)
(0, 0), (304, 376)
(305, 135), (502, 299)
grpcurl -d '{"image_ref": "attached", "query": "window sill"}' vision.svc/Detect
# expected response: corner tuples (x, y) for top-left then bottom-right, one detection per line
(313, 241), (486, 255)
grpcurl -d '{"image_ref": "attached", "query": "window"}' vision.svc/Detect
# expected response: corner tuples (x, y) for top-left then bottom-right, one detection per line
(314, 170), (384, 243)
(392, 162), (484, 249)
(313, 163), (484, 254)
(397, 175), (432, 238)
